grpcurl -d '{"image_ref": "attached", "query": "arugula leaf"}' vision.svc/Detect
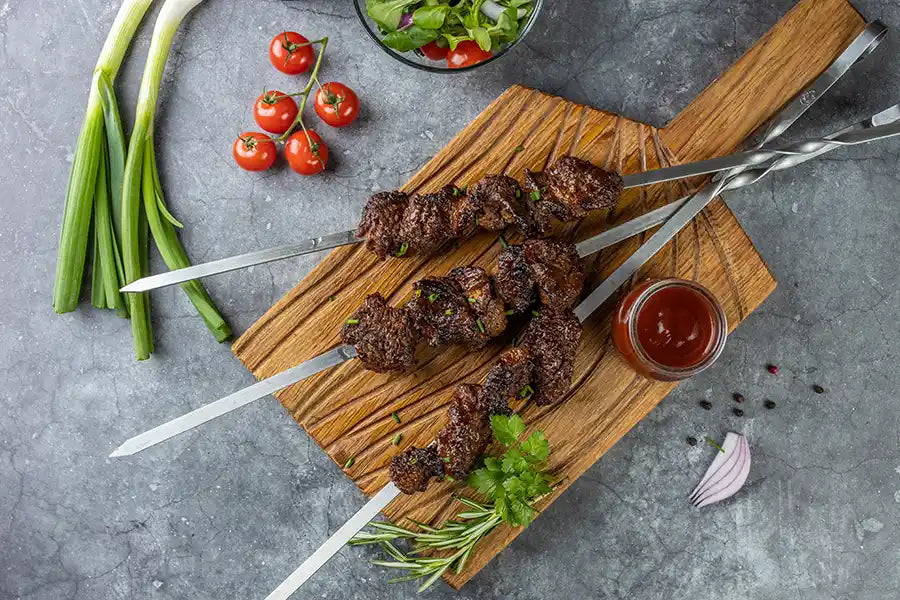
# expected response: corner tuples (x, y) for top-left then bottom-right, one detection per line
(442, 32), (472, 51)
(413, 5), (450, 29)
(367, 0), (420, 31)
(471, 27), (492, 51)
(491, 414), (524, 446)
(382, 25), (440, 51)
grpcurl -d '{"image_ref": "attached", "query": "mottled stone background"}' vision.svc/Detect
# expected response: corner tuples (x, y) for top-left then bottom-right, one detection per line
(1, 1), (899, 598)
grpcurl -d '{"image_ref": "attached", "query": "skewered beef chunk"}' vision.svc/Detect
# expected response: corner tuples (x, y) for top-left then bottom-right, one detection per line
(495, 240), (583, 313)
(453, 175), (536, 237)
(521, 308), (582, 406)
(406, 277), (487, 349)
(357, 191), (409, 259)
(390, 446), (445, 494)
(449, 266), (507, 339)
(525, 156), (623, 225)
(494, 244), (536, 313)
(481, 346), (535, 414)
(341, 293), (417, 373)
(523, 239), (584, 309)
(436, 384), (492, 478)
(523, 169), (554, 235)
(399, 185), (459, 255)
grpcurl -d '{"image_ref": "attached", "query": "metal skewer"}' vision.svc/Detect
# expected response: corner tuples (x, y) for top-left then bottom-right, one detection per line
(260, 23), (887, 599)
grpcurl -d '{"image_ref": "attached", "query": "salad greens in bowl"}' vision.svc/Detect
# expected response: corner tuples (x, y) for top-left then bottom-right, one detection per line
(355, 0), (540, 72)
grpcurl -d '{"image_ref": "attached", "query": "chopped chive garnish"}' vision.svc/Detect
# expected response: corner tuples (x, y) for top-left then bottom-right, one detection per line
(705, 437), (725, 453)
(445, 475), (455, 482)
(428, 293), (438, 303)
(346, 318), (360, 325)
(328, 295), (335, 302)
(409, 457), (418, 465)
(460, 185), (467, 194)
(498, 235), (509, 249)
(468, 297), (477, 303)
(444, 308), (453, 316)
(530, 190), (541, 201)
(514, 145), (524, 152)
(396, 242), (409, 257)
(474, 214), (479, 227)
(476, 319), (485, 334)
(442, 456), (451, 462)
(515, 189), (521, 198)
(452, 187), (459, 197)
(531, 310), (541, 318)
(505, 309), (515, 316)
(391, 411), (401, 424)
(415, 289), (422, 298)
(519, 384), (534, 397)
(392, 433), (402, 446)
(344, 456), (355, 469)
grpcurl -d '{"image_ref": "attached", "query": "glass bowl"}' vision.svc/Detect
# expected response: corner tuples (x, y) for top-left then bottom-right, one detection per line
(353, 0), (543, 73)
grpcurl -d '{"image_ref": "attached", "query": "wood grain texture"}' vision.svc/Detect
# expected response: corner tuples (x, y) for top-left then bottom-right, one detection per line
(233, 0), (864, 588)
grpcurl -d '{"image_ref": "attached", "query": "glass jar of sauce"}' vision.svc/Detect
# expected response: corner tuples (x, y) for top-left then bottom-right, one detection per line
(612, 278), (727, 382)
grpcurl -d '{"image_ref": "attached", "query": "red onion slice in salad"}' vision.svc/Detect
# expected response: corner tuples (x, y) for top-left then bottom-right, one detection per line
(691, 433), (751, 508)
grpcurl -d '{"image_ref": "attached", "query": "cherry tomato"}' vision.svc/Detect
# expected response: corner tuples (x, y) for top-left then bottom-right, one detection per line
(419, 41), (448, 61)
(447, 40), (492, 69)
(253, 90), (298, 134)
(285, 130), (328, 176)
(269, 31), (315, 75)
(313, 82), (360, 128)
(233, 132), (276, 172)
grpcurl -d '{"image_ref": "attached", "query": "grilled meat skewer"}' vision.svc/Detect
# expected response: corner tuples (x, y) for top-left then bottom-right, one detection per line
(390, 308), (582, 494)
(341, 239), (584, 373)
(358, 157), (623, 260)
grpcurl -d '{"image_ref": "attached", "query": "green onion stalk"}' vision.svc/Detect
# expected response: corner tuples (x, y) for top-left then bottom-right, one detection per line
(53, 0), (155, 315)
(122, 0), (231, 360)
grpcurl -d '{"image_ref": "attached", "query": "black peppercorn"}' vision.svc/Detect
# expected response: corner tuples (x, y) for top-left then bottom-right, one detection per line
(764, 399), (777, 410)
(699, 400), (712, 410)
(812, 384), (825, 394)
(687, 436), (698, 446)
(733, 407), (744, 417)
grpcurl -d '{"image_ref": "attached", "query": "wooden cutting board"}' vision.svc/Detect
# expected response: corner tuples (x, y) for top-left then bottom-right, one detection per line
(234, 0), (865, 588)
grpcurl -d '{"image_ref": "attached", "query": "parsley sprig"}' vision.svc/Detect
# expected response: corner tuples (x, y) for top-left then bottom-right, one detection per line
(349, 415), (553, 591)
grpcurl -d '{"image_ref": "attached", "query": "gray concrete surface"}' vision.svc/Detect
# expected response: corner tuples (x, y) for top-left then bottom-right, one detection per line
(2, 0), (899, 598)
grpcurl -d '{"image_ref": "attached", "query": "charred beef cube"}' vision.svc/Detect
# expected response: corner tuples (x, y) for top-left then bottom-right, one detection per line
(525, 156), (623, 225)
(399, 185), (459, 255)
(522, 169), (554, 235)
(406, 277), (487, 349)
(495, 240), (584, 313)
(340, 293), (417, 373)
(523, 239), (584, 310)
(390, 446), (445, 494)
(457, 175), (536, 237)
(521, 308), (582, 406)
(449, 266), (507, 339)
(436, 384), (492, 478)
(494, 244), (536, 313)
(481, 346), (535, 415)
(357, 191), (409, 259)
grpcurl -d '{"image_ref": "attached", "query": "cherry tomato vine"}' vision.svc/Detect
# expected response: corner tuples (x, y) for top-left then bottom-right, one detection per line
(234, 33), (361, 175)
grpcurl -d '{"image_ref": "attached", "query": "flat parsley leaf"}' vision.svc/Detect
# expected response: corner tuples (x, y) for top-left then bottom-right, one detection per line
(491, 414), (524, 446)
(520, 430), (549, 463)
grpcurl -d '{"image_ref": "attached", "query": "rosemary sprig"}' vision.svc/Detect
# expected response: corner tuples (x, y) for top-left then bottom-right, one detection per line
(349, 497), (502, 592)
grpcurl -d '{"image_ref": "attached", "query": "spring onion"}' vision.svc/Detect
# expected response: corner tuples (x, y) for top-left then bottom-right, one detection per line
(53, 0), (154, 315)
(121, 0), (231, 359)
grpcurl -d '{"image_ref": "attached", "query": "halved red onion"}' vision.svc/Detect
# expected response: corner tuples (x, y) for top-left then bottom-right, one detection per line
(398, 12), (414, 30)
(691, 433), (750, 507)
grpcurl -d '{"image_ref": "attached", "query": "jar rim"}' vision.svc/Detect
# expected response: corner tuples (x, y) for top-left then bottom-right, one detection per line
(625, 278), (728, 379)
